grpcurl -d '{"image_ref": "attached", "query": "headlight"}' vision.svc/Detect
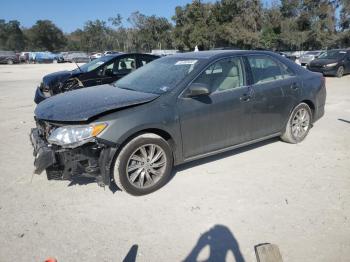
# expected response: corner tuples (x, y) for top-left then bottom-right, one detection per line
(48, 123), (107, 147)
(325, 63), (337, 67)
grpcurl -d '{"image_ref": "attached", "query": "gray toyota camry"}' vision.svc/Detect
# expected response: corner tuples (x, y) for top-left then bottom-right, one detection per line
(30, 50), (326, 195)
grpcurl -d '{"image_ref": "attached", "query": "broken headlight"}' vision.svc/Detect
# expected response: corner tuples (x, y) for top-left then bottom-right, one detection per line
(48, 123), (107, 148)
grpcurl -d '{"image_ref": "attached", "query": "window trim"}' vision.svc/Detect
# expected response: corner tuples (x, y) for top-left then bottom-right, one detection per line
(245, 54), (296, 85)
(179, 55), (248, 98)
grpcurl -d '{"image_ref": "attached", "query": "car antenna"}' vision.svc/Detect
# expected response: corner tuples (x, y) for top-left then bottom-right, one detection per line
(75, 61), (82, 72)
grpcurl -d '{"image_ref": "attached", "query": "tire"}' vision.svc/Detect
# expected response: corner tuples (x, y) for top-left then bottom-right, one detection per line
(7, 59), (13, 65)
(336, 66), (344, 78)
(112, 133), (173, 196)
(281, 103), (312, 144)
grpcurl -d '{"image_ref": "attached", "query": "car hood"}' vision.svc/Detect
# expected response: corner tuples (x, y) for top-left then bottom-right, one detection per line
(42, 70), (79, 87)
(35, 84), (159, 122)
(310, 59), (338, 66)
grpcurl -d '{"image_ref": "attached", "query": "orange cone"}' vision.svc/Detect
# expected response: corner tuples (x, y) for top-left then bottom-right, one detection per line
(44, 258), (57, 262)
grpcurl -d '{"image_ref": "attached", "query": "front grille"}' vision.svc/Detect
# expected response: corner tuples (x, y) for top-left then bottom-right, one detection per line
(310, 64), (324, 69)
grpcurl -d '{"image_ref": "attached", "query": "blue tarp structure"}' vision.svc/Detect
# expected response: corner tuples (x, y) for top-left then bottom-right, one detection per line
(29, 52), (62, 62)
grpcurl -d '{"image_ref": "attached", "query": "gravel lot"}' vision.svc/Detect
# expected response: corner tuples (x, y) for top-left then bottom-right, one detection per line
(0, 64), (349, 262)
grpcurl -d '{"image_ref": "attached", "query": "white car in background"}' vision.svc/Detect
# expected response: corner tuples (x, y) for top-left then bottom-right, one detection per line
(90, 52), (103, 60)
(299, 51), (323, 66)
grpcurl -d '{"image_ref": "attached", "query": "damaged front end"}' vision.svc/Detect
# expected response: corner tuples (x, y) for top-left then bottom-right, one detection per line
(30, 120), (117, 186)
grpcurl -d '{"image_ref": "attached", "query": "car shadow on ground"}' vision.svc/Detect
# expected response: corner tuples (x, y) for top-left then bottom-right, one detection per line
(66, 137), (280, 193)
(170, 137), (279, 181)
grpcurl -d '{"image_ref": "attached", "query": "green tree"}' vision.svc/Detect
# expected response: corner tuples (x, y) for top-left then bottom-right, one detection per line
(0, 19), (25, 51)
(128, 12), (173, 51)
(26, 20), (66, 51)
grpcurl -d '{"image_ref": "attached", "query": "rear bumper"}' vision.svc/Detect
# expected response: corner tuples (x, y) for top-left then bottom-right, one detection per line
(29, 128), (117, 186)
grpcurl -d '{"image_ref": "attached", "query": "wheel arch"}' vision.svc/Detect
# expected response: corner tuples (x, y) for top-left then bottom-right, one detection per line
(300, 99), (315, 119)
(114, 127), (177, 164)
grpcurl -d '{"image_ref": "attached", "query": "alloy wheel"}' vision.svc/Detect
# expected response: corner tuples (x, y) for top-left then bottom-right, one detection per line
(126, 144), (167, 189)
(337, 66), (344, 78)
(291, 108), (310, 139)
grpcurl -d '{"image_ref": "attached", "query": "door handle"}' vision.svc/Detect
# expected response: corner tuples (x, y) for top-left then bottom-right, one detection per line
(291, 83), (299, 90)
(240, 94), (251, 102)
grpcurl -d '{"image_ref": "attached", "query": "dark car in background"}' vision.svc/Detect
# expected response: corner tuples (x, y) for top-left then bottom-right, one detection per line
(30, 50), (326, 195)
(34, 53), (159, 103)
(0, 51), (19, 64)
(307, 49), (350, 77)
(65, 52), (90, 63)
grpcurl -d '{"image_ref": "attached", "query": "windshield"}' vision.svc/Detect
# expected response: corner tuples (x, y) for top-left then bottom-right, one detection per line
(318, 50), (346, 59)
(77, 56), (114, 72)
(114, 57), (202, 94)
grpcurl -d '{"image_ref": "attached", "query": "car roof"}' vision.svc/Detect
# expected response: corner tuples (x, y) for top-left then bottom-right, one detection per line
(170, 50), (278, 60)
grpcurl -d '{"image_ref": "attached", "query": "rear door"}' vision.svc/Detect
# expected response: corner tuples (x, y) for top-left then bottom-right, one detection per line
(178, 56), (254, 159)
(246, 55), (301, 139)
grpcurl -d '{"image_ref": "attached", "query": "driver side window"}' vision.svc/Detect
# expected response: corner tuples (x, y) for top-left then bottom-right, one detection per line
(193, 57), (245, 92)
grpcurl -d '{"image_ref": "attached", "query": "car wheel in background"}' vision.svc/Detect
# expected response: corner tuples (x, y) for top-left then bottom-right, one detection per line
(281, 103), (312, 144)
(336, 66), (344, 78)
(7, 59), (13, 65)
(112, 133), (173, 196)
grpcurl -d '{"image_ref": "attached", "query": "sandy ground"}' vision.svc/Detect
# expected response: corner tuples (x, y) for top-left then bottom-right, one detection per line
(0, 63), (349, 262)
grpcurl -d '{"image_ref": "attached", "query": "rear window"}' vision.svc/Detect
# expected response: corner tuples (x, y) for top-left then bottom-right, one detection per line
(248, 55), (294, 84)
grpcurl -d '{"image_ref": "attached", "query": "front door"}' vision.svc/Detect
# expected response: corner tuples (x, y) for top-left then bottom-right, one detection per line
(177, 57), (254, 159)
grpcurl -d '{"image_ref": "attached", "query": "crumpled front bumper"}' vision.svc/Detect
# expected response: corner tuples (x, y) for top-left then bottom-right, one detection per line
(30, 128), (56, 174)
(29, 128), (117, 186)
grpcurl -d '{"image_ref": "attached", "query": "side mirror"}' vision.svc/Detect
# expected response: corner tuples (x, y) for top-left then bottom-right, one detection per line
(187, 83), (210, 97)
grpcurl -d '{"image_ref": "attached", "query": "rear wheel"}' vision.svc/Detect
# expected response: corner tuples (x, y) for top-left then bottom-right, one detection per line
(336, 66), (344, 78)
(281, 103), (312, 144)
(112, 134), (173, 196)
(7, 59), (13, 65)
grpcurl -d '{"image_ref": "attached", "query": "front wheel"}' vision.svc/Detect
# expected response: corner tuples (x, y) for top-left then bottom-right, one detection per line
(336, 66), (344, 78)
(281, 103), (312, 144)
(7, 59), (13, 65)
(112, 133), (173, 196)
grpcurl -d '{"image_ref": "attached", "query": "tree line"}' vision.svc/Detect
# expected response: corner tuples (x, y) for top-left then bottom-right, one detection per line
(0, 0), (349, 53)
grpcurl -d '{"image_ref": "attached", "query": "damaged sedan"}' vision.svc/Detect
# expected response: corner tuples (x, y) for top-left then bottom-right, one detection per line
(34, 53), (159, 104)
(30, 50), (326, 196)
